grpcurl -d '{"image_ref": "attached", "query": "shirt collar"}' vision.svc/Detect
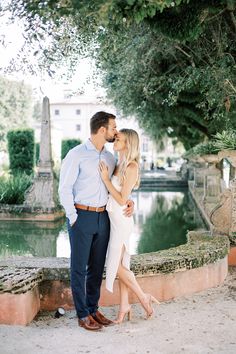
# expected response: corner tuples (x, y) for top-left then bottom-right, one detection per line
(85, 139), (107, 153)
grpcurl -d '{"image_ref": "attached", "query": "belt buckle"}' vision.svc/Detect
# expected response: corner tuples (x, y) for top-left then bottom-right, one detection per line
(96, 207), (99, 212)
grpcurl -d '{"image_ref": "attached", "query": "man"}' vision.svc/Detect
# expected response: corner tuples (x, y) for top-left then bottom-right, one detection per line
(59, 111), (133, 331)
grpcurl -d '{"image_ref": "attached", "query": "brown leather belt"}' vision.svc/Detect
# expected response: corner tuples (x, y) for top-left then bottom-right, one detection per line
(74, 203), (106, 212)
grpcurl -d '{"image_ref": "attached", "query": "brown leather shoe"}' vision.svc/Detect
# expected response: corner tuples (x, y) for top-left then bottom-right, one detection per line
(78, 315), (103, 331)
(91, 310), (114, 326)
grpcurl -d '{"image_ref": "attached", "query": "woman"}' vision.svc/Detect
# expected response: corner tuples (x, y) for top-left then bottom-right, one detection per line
(99, 128), (159, 324)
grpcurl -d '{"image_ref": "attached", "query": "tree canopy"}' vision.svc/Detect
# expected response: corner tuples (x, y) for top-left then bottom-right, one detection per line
(0, 76), (33, 150)
(3, 0), (236, 148)
(96, 10), (236, 148)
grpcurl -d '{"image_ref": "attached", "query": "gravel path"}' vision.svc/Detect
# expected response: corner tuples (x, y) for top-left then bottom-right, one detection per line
(1, 267), (236, 354)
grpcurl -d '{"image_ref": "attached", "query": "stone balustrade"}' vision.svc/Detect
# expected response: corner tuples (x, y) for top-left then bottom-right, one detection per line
(188, 151), (236, 245)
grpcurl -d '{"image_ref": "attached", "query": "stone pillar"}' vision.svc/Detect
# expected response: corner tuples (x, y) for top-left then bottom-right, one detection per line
(218, 150), (236, 242)
(201, 155), (221, 205)
(24, 97), (58, 211)
(229, 178), (236, 236)
(188, 160), (205, 181)
(194, 166), (206, 188)
(230, 164), (236, 180)
(229, 166), (236, 244)
(187, 161), (195, 181)
(38, 96), (54, 176)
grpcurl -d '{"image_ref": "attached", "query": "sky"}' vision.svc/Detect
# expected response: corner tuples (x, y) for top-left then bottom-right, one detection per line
(0, 9), (102, 101)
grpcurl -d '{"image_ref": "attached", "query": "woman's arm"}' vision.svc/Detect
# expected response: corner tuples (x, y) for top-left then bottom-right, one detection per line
(99, 161), (138, 206)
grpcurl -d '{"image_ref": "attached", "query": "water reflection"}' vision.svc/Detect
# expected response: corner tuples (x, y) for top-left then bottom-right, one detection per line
(136, 192), (199, 254)
(0, 220), (64, 258)
(0, 190), (206, 258)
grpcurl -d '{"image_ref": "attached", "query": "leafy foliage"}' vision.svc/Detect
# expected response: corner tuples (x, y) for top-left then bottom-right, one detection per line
(35, 142), (40, 164)
(95, 3), (236, 148)
(183, 129), (236, 159)
(3, 1), (236, 148)
(213, 130), (236, 151)
(183, 141), (219, 159)
(61, 139), (82, 160)
(0, 173), (33, 204)
(7, 129), (35, 175)
(0, 76), (33, 151)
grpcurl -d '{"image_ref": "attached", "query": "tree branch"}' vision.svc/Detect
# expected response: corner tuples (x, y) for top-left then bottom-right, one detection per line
(174, 45), (195, 67)
(226, 0), (236, 35)
(229, 10), (236, 32)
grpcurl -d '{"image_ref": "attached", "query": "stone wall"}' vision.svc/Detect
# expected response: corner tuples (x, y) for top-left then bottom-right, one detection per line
(0, 231), (230, 325)
(0, 204), (65, 221)
(0, 231), (230, 287)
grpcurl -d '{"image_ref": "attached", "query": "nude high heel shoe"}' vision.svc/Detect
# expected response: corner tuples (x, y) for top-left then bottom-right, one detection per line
(114, 306), (132, 324)
(142, 294), (160, 319)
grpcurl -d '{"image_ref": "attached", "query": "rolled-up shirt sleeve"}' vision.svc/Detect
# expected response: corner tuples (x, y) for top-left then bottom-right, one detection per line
(58, 150), (79, 225)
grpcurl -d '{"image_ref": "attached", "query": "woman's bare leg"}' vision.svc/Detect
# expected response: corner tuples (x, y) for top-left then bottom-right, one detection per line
(117, 263), (158, 317)
(116, 246), (130, 310)
(114, 246), (131, 322)
(118, 279), (129, 310)
(113, 279), (132, 323)
(117, 263), (146, 302)
(115, 246), (158, 320)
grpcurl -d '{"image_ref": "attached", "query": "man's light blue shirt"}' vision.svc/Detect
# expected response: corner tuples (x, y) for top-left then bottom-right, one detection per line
(58, 139), (116, 225)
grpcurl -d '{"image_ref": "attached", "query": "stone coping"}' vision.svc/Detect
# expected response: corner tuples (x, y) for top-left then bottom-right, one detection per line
(0, 267), (43, 294)
(131, 232), (229, 275)
(0, 204), (65, 221)
(0, 204), (63, 213)
(0, 231), (229, 294)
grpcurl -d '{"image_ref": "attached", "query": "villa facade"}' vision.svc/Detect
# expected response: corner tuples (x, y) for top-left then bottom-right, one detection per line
(35, 93), (158, 168)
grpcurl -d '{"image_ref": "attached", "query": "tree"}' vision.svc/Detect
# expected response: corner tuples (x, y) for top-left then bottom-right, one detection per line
(3, 0), (236, 148)
(0, 76), (33, 150)
(94, 1), (236, 148)
(32, 101), (42, 122)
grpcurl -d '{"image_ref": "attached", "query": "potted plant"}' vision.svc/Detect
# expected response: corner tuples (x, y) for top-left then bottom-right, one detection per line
(191, 141), (220, 165)
(213, 130), (236, 167)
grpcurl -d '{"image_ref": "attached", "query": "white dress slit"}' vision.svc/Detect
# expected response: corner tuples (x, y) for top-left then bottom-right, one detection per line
(105, 175), (134, 293)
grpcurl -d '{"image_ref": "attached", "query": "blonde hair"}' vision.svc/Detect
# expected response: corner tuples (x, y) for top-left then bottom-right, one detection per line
(118, 128), (140, 189)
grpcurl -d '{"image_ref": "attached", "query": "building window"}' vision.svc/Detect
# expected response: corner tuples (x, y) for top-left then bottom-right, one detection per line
(76, 109), (81, 115)
(76, 124), (81, 131)
(143, 141), (148, 152)
(55, 109), (60, 116)
(142, 136), (149, 152)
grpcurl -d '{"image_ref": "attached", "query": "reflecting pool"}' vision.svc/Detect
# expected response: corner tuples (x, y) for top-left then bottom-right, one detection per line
(0, 189), (206, 258)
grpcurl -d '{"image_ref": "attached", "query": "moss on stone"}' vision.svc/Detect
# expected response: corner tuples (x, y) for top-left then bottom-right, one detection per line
(129, 230), (229, 276)
(229, 232), (236, 246)
(0, 267), (43, 294)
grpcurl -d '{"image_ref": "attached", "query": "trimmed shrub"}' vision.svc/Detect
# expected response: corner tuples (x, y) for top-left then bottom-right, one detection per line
(0, 173), (33, 204)
(61, 139), (82, 160)
(7, 129), (35, 175)
(35, 142), (40, 165)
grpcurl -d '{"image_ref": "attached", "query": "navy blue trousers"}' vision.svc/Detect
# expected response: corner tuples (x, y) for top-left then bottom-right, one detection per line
(67, 209), (110, 319)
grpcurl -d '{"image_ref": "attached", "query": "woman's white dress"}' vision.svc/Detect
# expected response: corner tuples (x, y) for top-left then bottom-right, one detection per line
(105, 175), (134, 293)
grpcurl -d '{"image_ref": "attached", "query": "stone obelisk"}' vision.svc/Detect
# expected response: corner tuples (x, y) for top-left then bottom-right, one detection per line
(24, 96), (58, 210)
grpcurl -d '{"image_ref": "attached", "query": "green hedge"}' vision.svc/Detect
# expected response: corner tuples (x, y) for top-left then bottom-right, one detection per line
(35, 142), (40, 165)
(61, 139), (82, 160)
(7, 129), (35, 176)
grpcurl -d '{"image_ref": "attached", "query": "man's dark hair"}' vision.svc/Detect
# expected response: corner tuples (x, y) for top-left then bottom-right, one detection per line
(90, 111), (116, 134)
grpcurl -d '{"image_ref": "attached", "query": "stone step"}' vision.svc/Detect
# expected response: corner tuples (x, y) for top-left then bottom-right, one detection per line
(140, 179), (188, 189)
